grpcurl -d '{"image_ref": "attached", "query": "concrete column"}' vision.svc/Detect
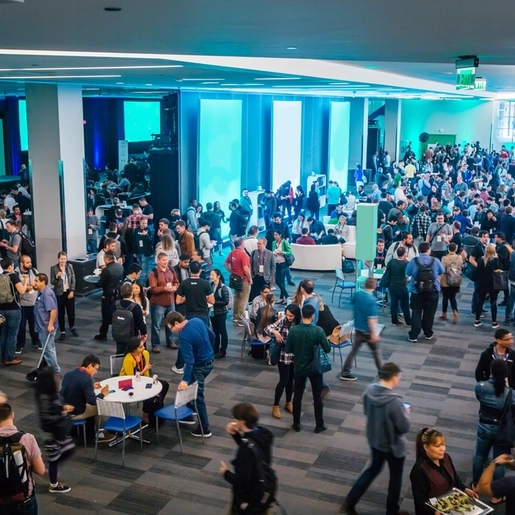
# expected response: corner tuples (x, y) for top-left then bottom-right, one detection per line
(348, 98), (369, 170)
(384, 99), (401, 162)
(25, 84), (86, 275)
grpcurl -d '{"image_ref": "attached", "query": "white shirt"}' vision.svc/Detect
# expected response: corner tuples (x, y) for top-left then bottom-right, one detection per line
(394, 187), (407, 203)
(244, 237), (258, 255)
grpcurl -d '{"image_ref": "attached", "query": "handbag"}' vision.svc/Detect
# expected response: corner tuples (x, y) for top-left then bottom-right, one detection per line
(229, 273), (243, 291)
(493, 269), (508, 292)
(495, 389), (515, 447)
(463, 261), (478, 282)
(311, 344), (332, 374)
(268, 338), (282, 366)
(379, 267), (391, 288)
(282, 240), (295, 267)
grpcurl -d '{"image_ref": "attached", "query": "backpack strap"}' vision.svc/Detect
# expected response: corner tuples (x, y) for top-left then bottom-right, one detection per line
(0, 431), (24, 444)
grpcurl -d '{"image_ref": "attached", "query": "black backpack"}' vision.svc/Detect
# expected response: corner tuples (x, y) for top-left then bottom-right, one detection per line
(194, 230), (207, 252)
(111, 301), (136, 343)
(18, 231), (35, 260)
(247, 438), (278, 512)
(0, 432), (31, 505)
(415, 257), (435, 293)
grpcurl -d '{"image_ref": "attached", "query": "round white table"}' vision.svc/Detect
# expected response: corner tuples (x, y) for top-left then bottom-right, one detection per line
(360, 269), (385, 280)
(98, 375), (163, 445)
(99, 375), (162, 403)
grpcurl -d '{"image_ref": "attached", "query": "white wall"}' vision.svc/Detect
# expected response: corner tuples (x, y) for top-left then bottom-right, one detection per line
(400, 99), (494, 158)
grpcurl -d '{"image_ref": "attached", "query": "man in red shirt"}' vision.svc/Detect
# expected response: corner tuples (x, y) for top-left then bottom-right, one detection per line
(148, 252), (179, 353)
(224, 238), (252, 324)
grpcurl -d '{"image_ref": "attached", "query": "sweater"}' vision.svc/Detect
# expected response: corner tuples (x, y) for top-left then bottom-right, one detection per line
(120, 350), (151, 377)
(61, 368), (104, 415)
(179, 318), (215, 383)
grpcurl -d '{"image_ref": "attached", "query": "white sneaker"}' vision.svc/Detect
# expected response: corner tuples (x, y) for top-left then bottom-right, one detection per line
(171, 365), (184, 374)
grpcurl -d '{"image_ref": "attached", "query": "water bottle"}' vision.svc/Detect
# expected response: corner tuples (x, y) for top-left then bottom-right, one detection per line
(135, 371), (141, 382)
(153, 374), (159, 385)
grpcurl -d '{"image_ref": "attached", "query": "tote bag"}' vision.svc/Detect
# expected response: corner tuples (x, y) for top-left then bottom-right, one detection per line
(311, 344), (332, 374)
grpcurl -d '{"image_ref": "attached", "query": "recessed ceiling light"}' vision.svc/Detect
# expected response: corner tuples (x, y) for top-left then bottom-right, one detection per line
(329, 82), (349, 85)
(286, 46), (297, 50)
(83, 88), (100, 91)
(104, 7), (122, 12)
(222, 83), (240, 86)
(145, 83), (153, 86)
(201, 81), (219, 85)
(242, 83), (264, 86)
(181, 78), (224, 81)
(0, 74), (122, 79)
(116, 82), (124, 84)
(255, 77), (301, 81)
(0, 65), (183, 72)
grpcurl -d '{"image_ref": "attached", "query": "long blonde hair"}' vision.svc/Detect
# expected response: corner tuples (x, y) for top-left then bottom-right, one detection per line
(483, 243), (497, 265)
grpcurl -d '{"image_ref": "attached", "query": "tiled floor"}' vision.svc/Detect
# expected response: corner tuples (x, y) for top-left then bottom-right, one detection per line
(0, 255), (510, 514)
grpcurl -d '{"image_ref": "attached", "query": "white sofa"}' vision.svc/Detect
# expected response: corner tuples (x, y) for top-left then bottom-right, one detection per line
(290, 243), (343, 271)
(322, 224), (356, 259)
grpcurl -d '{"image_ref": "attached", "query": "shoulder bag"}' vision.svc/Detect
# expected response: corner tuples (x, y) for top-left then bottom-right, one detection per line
(311, 343), (332, 374)
(229, 273), (243, 291)
(282, 240), (295, 267)
(268, 338), (282, 366)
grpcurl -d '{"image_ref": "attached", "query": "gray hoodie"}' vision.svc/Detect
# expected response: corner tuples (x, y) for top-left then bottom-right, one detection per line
(364, 383), (411, 458)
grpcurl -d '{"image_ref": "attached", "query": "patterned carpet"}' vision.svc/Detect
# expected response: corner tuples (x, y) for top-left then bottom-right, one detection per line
(1, 253), (510, 515)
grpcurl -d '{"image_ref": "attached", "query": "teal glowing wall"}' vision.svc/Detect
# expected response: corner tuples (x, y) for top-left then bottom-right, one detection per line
(198, 99), (242, 235)
(19, 99), (28, 151)
(329, 101), (350, 191)
(123, 100), (160, 142)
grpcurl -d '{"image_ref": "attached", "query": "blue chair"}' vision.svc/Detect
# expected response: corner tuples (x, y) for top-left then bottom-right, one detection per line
(240, 314), (266, 360)
(154, 382), (203, 453)
(329, 321), (357, 369)
(94, 400), (142, 467)
(331, 268), (356, 307)
(72, 418), (87, 447)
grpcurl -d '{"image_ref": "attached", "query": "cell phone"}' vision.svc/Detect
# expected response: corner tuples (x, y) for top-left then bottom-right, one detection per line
(145, 383), (152, 389)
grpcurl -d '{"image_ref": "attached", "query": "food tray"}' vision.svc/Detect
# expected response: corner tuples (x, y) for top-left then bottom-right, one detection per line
(426, 488), (493, 514)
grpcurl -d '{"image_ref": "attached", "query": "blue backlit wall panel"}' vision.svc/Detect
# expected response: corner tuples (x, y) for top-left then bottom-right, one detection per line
(329, 101), (351, 191)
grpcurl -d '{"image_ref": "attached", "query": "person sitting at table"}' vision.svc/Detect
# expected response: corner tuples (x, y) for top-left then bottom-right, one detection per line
(321, 228), (340, 245)
(119, 336), (169, 426)
(295, 227), (316, 245)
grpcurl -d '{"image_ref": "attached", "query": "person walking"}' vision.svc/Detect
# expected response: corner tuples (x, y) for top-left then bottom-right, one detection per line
(439, 242), (463, 324)
(209, 269), (230, 359)
(224, 238), (252, 323)
(406, 242), (444, 343)
(166, 312), (215, 438)
(265, 303), (300, 420)
(249, 238), (275, 302)
(50, 251), (78, 342)
(340, 277), (383, 381)
(382, 246), (412, 327)
(475, 243), (503, 328)
(342, 362), (411, 515)
(426, 212), (452, 261)
(271, 230), (292, 304)
(284, 303), (330, 433)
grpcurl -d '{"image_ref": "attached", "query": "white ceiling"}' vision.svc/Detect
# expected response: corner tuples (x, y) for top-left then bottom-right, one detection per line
(0, 0), (512, 98)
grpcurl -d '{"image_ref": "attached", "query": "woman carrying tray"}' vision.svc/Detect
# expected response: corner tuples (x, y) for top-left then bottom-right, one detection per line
(410, 428), (478, 514)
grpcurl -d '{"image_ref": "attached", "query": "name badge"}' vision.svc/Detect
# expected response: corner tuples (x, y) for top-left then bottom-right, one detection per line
(139, 240), (143, 247)
(88, 229), (93, 235)
(259, 265), (264, 273)
(437, 236), (442, 242)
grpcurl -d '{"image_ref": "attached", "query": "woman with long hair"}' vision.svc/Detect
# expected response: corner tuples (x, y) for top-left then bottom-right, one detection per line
(410, 428), (477, 514)
(294, 186), (305, 218)
(50, 251), (77, 341)
(265, 303), (301, 419)
(132, 280), (149, 320)
(291, 211), (308, 243)
(255, 293), (277, 343)
(249, 284), (271, 323)
(155, 233), (179, 267)
(119, 337), (169, 425)
(334, 214), (349, 243)
(475, 243), (502, 328)
(472, 359), (514, 501)
(210, 268), (230, 358)
(272, 231), (292, 304)
(439, 242), (463, 324)
(34, 366), (75, 494)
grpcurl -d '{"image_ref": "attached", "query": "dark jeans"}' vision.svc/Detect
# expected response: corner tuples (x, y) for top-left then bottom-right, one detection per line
(17, 305), (40, 349)
(507, 283), (515, 321)
(98, 293), (114, 337)
(274, 361), (294, 405)
(211, 312), (228, 354)
(388, 288), (411, 325)
(292, 373), (324, 427)
(2, 495), (38, 515)
(0, 309), (22, 362)
(87, 239), (97, 254)
(409, 291), (439, 339)
(189, 363), (213, 432)
(442, 286), (460, 313)
(57, 292), (75, 332)
(476, 287), (498, 323)
(275, 262), (289, 300)
(343, 330), (382, 375)
(346, 447), (405, 515)
(143, 379), (169, 416)
(471, 281), (479, 313)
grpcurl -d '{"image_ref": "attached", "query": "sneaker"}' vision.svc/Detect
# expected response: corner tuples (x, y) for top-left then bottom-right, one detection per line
(167, 343), (178, 349)
(341, 500), (358, 515)
(492, 322), (500, 329)
(292, 424), (301, 432)
(190, 427), (211, 438)
(314, 425), (327, 434)
(14, 348), (22, 355)
(178, 416), (197, 425)
(340, 373), (357, 381)
(71, 328), (79, 337)
(215, 352), (226, 359)
(407, 337), (418, 343)
(152, 347), (161, 354)
(424, 335), (433, 340)
(392, 322), (404, 327)
(58, 332), (66, 342)
(94, 334), (107, 341)
(474, 321), (483, 327)
(171, 365), (184, 374)
(33, 343), (43, 350)
(48, 483), (71, 494)
(97, 431), (116, 443)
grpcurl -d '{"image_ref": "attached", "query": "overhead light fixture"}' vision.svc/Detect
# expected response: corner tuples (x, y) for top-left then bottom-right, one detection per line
(181, 78), (224, 81)
(254, 77), (301, 81)
(242, 83), (264, 86)
(329, 82), (349, 85)
(116, 82), (124, 84)
(104, 7), (122, 12)
(145, 83), (153, 86)
(0, 74), (122, 79)
(83, 88), (100, 91)
(286, 46), (297, 50)
(0, 65), (183, 72)
(201, 81), (219, 84)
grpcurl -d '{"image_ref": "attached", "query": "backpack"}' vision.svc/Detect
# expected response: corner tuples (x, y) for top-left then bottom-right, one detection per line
(194, 230), (207, 252)
(247, 438), (278, 512)
(18, 231), (35, 260)
(112, 234), (122, 259)
(224, 285), (234, 311)
(444, 257), (462, 286)
(111, 301), (136, 343)
(0, 432), (31, 505)
(414, 257), (436, 293)
(0, 273), (15, 304)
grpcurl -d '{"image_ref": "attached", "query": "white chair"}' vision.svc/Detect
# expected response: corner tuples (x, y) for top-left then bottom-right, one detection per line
(110, 354), (125, 377)
(154, 382), (203, 453)
(329, 320), (357, 369)
(94, 399), (142, 467)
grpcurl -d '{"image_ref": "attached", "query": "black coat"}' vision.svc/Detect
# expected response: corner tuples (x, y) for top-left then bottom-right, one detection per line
(475, 342), (515, 389)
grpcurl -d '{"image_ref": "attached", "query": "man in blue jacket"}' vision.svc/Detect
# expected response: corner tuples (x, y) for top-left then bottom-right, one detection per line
(342, 362), (411, 515)
(167, 311), (215, 438)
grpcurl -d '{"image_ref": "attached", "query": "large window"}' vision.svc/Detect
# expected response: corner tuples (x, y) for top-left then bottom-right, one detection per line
(123, 101), (160, 142)
(497, 101), (515, 141)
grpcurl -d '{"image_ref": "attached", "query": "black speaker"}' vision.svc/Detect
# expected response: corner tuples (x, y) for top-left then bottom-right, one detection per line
(419, 132), (429, 143)
(148, 150), (180, 224)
